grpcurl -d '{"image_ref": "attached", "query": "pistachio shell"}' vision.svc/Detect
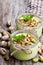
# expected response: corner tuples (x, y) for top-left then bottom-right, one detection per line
(0, 33), (2, 38)
(39, 55), (43, 62)
(9, 26), (14, 31)
(0, 48), (7, 55)
(1, 41), (7, 47)
(6, 21), (11, 27)
(8, 26), (14, 33)
(2, 35), (9, 41)
(38, 48), (42, 55)
(7, 41), (11, 47)
(4, 54), (9, 61)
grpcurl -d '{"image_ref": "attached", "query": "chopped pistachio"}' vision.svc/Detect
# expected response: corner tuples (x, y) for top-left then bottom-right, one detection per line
(29, 37), (36, 43)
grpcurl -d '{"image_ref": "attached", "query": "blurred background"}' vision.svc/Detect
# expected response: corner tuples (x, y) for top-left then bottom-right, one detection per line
(0, 0), (43, 25)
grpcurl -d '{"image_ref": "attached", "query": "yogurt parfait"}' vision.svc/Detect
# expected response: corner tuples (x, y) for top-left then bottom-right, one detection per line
(16, 13), (43, 37)
(10, 30), (41, 60)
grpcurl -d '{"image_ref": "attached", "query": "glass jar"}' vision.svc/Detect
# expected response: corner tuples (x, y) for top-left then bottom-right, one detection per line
(16, 13), (43, 37)
(10, 30), (41, 60)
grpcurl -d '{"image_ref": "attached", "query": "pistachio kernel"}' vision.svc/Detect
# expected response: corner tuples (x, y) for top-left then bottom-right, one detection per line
(32, 58), (39, 62)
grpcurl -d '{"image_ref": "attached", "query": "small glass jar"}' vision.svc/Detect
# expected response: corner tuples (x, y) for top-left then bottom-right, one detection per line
(16, 13), (43, 37)
(10, 30), (41, 60)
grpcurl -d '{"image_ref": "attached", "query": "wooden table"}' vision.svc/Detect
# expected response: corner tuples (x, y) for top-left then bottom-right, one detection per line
(0, 0), (43, 65)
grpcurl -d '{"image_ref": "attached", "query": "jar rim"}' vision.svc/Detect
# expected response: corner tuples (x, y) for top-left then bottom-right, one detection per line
(16, 13), (43, 29)
(11, 29), (39, 49)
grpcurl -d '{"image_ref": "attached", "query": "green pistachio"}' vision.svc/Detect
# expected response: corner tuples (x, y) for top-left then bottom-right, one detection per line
(32, 58), (39, 62)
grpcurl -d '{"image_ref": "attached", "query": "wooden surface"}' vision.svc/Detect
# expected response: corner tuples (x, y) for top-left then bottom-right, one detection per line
(0, 0), (43, 65)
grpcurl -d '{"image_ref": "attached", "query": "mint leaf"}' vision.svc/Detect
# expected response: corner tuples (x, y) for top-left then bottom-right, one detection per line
(21, 15), (34, 21)
(12, 35), (25, 41)
(22, 15), (29, 21)
(29, 15), (34, 20)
